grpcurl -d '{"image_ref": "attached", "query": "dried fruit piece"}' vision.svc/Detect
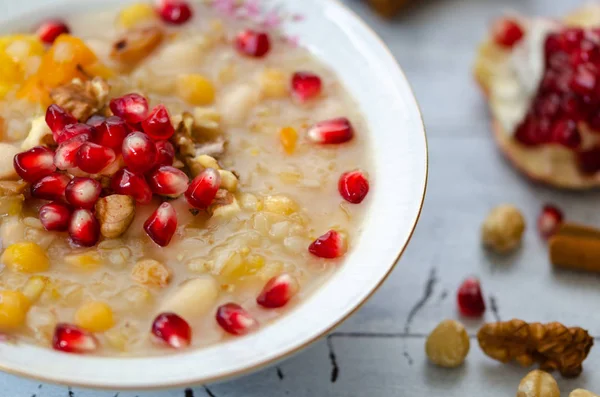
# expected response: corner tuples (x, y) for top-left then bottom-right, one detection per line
(0, 290), (30, 330)
(307, 117), (354, 144)
(93, 116), (127, 152)
(279, 126), (298, 154)
(95, 194), (135, 238)
(457, 277), (486, 317)
(309, 230), (348, 258)
(109, 94), (149, 124)
(185, 168), (220, 209)
(291, 72), (322, 102)
(54, 133), (92, 170)
(157, 0), (193, 25)
(425, 319), (470, 368)
(216, 303), (258, 335)
(147, 166), (189, 197)
(74, 301), (115, 332)
(338, 170), (369, 204)
(69, 208), (100, 247)
(256, 273), (299, 308)
(131, 259), (171, 287)
(517, 370), (560, 397)
(53, 323), (98, 353)
(155, 140), (175, 166)
(37, 20), (70, 44)
(118, 3), (158, 28)
(144, 202), (177, 247)
(111, 26), (164, 66)
(142, 105), (175, 140)
(151, 312), (191, 348)
(76, 142), (116, 174)
(1, 242), (50, 273)
(45, 104), (77, 139)
(176, 74), (216, 106)
(13, 146), (56, 182)
(31, 172), (70, 201)
(481, 204), (525, 254)
(235, 30), (271, 58)
(122, 131), (157, 173)
(538, 205), (564, 240)
(65, 177), (102, 209)
(111, 168), (153, 204)
(39, 202), (72, 231)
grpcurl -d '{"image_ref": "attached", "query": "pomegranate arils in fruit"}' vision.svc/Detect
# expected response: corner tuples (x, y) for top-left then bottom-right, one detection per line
(151, 312), (191, 348)
(308, 230), (347, 258)
(492, 17), (524, 48)
(307, 117), (354, 144)
(56, 123), (94, 145)
(54, 133), (91, 170)
(457, 277), (486, 318)
(155, 140), (175, 166)
(142, 105), (175, 140)
(93, 116), (127, 152)
(291, 72), (322, 102)
(109, 94), (149, 124)
(185, 168), (221, 209)
(338, 170), (369, 204)
(65, 177), (102, 209)
(157, 0), (193, 25)
(13, 146), (56, 182)
(122, 131), (157, 173)
(111, 168), (153, 204)
(30, 172), (70, 201)
(39, 202), (71, 232)
(216, 303), (258, 335)
(45, 104), (76, 138)
(551, 119), (581, 148)
(68, 209), (100, 247)
(578, 146), (600, 174)
(37, 20), (70, 44)
(52, 323), (98, 353)
(76, 142), (116, 174)
(147, 166), (189, 197)
(86, 115), (106, 128)
(235, 29), (271, 58)
(144, 202), (178, 247)
(537, 204), (564, 239)
(256, 274), (300, 309)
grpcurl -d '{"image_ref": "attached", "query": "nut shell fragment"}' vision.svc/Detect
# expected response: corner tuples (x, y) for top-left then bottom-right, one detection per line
(95, 195), (135, 238)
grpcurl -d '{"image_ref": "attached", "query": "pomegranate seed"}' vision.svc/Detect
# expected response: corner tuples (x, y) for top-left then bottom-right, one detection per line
(537, 204), (564, 239)
(86, 115), (106, 128)
(56, 123), (94, 145)
(291, 72), (322, 102)
(45, 104), (76, 140)
(216, 303), (258, 335)
(31, 172), (70, 201)
(144, 202), (178, 247)
(68, 209), (100, 247)
(122, 131), (157, 173)
(256, 274), (300, 308)
(76, 142), (116, 174)
(111, 168), (153, 204)
(492, 18), (525, 48)
(457, 277), (486, 317)
(13, 146), (56, 182)
(37, 20), (70, 44)
(52, 323), (98, 353)
(338, 170), (369, 204)
(65, 177), (102, 209)
(570, 64), (598, 95)
(54, 133), (91, 170)
(155, 140), (175, 166)
(184, 168), (220, 209)
(93, 116), (127, 152)
(147, 166), (189, 197)
(141, 105), (175, 141)
(308, 230), (347, 258)
(235, 29), (271, 58)
(39, 202), (72, 232)
(109, 94), (149, 124)
(151, 312), (191, 348)
(157, 0), (193, 25)
(307, 117), (354, 144)
(551, 119), (581, 148)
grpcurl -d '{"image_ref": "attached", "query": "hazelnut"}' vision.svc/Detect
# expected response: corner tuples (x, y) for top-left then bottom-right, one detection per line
(570, 390), (599, 397)
(517, 370), (560, 397)
(481, 204), (525, 253)
(425, 319), (470, 368)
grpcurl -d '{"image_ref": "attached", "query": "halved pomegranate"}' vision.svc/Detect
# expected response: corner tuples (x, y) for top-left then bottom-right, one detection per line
(76, 143), (116, 174)
(491, 17), (525, 48)
(338, 170), (369, 204)
(111, 168), (153, 204)
(68, 209), (100, 247)
(216, 303), (258, 335)
(256, 274), (300, 308)
(151, 312), (191, 348)
(65, 177), (102, 209)
(37, 20), (70, 44)
(144, 202), (178, 247)
(39, 202), (72, 232)
(57, 123), (94, 145)
(142, 105), (175, 141)
(157, 0), (193, 25)
(13, 146), (56, 182)
(93, 116), (127, 152)
(457, 277), (486, 318)
(52, 323), (98, 353)
(155, 140), (175, 166)
(109, 94), (149, 124)
(185, 168), (220, 209)
(308, 230), (347, 258)
(537, 204), (564, 239)
(291, 72), (322, 102)
(30, 172), (70, 201)
(147, 166), (189, 197)
(54, 133), (92, 170)
(122, 131), (157, 173)
(45, 104), (76, 139)
(307, 117), (354, 144)
(235, 30), (271, 58)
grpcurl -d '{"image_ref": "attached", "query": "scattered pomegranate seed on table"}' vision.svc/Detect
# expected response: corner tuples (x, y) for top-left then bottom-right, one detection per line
(142, 105), (175, 141)
(155, 140), (175, 166)
(307, 117), (354, 144)
(13, 146), (56, 182)
(122, 131), (158, 173)
(185, 168), (221, 209)
(147, 166), (190, 197)
(151, 312), (191, 348)
(457, 277), (486, 318)
(69, 208), (100, 247)
(65, 177), (102, 209)
(109, 94), (149, 124)
(291, 72), (322, 102)
(30, 172), (70, 201)
(338, 170), (370, 204)
(37, 20), (70, 44)
(235, 30), (271, 58)
(538, 204), (564, 240)
(54, 134), (92, 170)
(93, 116), (128, 152)
(111, 168), (153, 204)
(308, 230), (348, 258)
(257, 274), (300, 309)
(52, 323), (98, 353)
(492, 17), (524, 48)
(39, 202), (72, 232)
(216, 303), (259, 335)
(76, 142), (116, 174)
(157, 0), (193, 25)
(45, 104), (77, 139)
(144, 202), (178, 247)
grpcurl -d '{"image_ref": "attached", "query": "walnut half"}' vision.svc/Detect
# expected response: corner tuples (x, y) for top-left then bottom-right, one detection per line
(95, 195), (135, 238)
(50, 77), (110, 121)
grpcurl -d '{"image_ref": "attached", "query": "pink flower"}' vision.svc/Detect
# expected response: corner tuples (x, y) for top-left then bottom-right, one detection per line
(261, 9), (282, 29)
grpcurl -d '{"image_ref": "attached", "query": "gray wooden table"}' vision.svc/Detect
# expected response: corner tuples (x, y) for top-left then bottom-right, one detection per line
(3, 0), (600, 395)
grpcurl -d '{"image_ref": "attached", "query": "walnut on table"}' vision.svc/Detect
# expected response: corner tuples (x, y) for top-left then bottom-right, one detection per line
(477, 319), (594, 377)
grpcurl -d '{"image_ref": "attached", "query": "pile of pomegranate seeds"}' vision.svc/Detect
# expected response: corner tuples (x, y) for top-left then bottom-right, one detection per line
(537, 204), (564, 239)
(492, 18), (525, 48)
(36, 20), (70, 44)
(52, 323), (98, 353)
(456, 277), (486, 318)
(235, 29), (271, 58)
(151, 312), (192, 348)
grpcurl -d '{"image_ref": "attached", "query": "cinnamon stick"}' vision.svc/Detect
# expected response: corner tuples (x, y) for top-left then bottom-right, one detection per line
(549, 223), (600, 273)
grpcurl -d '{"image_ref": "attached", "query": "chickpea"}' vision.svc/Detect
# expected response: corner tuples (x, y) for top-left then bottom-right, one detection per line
(425, 319), (470, 368)
(481, 204), (526, 253)
(517, 370), (560, 397)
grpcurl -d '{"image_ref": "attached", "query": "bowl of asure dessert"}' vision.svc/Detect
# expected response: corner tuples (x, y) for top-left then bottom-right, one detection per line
(0, 0), (427, 389)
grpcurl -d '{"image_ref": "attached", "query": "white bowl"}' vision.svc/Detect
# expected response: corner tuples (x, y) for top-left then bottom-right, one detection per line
(0, 0), (427, 390)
